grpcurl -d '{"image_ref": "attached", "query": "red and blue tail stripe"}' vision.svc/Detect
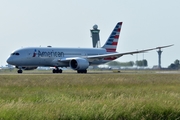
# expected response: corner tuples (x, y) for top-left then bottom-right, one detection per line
(102, 22), (122, 52)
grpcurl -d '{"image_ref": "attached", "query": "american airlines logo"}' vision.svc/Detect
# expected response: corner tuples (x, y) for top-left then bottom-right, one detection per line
(32, 49), (37, 57)
(33, 49), (64, 57)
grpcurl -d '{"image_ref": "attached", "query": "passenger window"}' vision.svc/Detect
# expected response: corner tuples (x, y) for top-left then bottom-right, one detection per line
(16, 53), (20, 55)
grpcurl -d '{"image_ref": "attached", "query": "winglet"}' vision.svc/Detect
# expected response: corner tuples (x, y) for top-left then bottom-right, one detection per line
(155, 44), (174, 50)
(136, 44), (174, 54)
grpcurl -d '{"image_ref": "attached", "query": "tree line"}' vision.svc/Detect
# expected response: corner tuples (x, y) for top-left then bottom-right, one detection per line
(106, 59), (148, 67)
(106, 59), (180, 70)
(168, 59), (180, 69)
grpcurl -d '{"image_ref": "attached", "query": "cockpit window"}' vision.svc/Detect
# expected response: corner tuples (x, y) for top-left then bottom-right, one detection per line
(11, 52), (20, 56)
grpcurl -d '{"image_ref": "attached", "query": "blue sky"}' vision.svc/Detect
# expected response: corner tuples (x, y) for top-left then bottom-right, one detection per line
(1, 0), (179, 67)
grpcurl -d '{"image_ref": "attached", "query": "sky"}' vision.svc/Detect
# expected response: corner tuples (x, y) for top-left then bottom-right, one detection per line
(0, 0), (179, 68)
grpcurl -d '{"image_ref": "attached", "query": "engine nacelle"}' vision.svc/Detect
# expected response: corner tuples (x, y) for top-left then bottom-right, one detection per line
(69, 58), (89, 70)
(16, 66), (38, 70)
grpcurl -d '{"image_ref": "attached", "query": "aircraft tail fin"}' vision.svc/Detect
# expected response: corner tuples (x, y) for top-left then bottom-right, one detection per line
(102, 22), (123, 52)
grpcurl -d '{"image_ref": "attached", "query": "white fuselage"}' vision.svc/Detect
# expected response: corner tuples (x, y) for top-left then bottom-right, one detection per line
(7, 47), (114, 67)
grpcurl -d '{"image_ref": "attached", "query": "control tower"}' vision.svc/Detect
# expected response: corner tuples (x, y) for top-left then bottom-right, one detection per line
(90, 24), (101, 48)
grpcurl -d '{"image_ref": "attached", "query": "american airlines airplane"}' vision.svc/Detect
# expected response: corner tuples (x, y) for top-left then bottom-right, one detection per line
(6, 22), (173, 74)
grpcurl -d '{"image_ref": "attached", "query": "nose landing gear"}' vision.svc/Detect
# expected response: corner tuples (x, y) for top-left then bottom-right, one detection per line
(16, 66), (23, 73)
(17, 69), (23, 73)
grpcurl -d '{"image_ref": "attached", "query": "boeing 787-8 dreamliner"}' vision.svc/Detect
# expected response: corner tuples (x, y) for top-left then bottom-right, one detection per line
(6, 22), (173, 73)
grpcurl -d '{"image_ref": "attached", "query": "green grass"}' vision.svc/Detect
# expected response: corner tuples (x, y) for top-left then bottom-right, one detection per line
(0, 73), (180, 119)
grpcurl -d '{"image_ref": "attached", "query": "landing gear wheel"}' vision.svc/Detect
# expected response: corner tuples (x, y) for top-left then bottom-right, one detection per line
(17, 69), (23, 74)
(59, 69), (62, 73)
(77, 70), (87, 74)
(53, 69), (56, 73)
(52, 68), (63, 73)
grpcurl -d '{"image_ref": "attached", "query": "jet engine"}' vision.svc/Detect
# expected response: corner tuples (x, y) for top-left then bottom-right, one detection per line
(16, 66), (38, 70)
(69, 58), (89, 70)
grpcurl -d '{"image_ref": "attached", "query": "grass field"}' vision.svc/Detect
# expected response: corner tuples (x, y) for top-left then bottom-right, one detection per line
(0, 71), (180, 119)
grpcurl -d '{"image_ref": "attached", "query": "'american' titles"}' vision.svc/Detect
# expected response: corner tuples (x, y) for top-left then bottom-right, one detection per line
(38, 50), (64, 57)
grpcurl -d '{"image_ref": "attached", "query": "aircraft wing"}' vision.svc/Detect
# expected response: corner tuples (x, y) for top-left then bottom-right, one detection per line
(86, 44), (174, 60)
(56, 44), (173, 63)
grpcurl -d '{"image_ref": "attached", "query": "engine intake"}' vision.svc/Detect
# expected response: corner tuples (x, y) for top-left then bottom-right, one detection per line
(69, 58), (89, 70)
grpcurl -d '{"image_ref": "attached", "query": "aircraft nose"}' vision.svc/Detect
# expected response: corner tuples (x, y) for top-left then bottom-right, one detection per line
(6, 57), (13, 64)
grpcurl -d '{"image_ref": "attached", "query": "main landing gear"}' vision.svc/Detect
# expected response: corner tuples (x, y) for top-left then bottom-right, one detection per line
(77, 70), (87, 73)
(52, 67), (62, 73)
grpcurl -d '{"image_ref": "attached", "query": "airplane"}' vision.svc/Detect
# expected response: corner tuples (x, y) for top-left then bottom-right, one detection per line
(6, 22), (173, 74)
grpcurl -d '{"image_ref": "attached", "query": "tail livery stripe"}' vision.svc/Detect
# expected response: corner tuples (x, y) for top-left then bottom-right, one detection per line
(114, 35), (119, 39)
(112, 42), (117, 45)
(105, 48), (116, 52)
(102, 22), (122, 52)
(106, 42), (117, 45)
